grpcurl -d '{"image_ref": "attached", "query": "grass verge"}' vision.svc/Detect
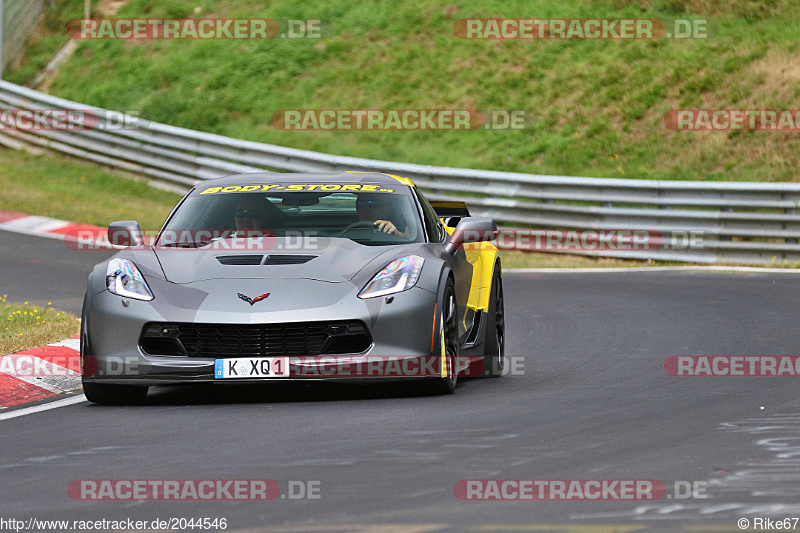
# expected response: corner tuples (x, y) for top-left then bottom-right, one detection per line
(500, 250), (660, 269)
(0, 147), (181, 230)
(0, 296), (80, 354)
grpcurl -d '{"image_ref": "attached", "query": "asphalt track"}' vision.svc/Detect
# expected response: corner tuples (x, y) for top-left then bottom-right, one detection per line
(2, 228), (800, 532)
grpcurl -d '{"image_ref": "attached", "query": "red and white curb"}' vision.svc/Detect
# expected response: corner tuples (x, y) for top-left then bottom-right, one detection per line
(0, 334), (82, 408)
(0, 209), (108, 247)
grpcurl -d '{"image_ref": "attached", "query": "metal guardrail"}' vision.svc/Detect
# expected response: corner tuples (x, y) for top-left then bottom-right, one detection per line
(0, 79), (798, 264)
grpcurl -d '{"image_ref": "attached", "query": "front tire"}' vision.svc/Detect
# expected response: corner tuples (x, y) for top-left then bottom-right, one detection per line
(423, 277), (459, 395)
(83, 381), (148, 405)
(481, 264), (505, 377)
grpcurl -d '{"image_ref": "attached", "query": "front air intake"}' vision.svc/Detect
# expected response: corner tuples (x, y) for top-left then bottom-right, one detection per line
(139, 320), (372, 357)
(263, 255), (317, 265)
(216, 255), (264, 265)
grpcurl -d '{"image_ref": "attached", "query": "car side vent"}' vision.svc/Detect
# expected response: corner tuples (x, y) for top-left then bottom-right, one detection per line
(216, 255), (264, 265)
(263, 255), (317, 265)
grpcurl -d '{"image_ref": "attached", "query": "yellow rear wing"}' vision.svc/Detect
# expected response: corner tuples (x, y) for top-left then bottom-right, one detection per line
(430, 201), (470, 219)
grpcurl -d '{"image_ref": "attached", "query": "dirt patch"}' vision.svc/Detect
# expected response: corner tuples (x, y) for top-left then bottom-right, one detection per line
(747, 49), (800, 102)
(96, 0), (127, 17)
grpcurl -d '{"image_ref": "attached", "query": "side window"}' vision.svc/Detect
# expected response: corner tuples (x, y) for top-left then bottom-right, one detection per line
(415, 190), (442, 242)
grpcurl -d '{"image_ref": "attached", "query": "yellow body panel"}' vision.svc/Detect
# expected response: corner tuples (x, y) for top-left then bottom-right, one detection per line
(380, 173), (417, 188)
(344, 170), (417, 188)
(463, 241), (499, 312)
(440, 327), (447, 377)
(442, 224), (498, 312)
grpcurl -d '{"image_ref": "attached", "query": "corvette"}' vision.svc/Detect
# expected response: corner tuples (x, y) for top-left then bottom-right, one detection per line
(80, 172), (504, 404)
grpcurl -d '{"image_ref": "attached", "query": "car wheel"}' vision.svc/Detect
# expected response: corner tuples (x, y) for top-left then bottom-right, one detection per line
(481, 264), (505, 377)
(424, 277), (459, 395)
(82, 381), (148, 405)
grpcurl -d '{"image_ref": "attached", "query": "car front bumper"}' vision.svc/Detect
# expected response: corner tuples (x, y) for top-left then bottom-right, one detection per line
(82, 279), (445, 386)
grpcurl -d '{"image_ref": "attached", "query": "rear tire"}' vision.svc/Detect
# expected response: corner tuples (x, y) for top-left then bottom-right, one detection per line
(481, 264), (505, 377)
(83, 381), (148, 405)
(423, 278), (459, 395)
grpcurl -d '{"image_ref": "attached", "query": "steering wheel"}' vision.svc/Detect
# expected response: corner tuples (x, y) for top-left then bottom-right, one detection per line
(335, 220), (383, 237)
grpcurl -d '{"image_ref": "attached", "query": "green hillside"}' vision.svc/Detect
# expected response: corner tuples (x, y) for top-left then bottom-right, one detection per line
(7, 0), (800, 182)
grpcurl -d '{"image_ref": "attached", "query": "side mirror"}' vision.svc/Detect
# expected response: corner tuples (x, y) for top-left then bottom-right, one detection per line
(108, 220), (144, 247)
(445, 217), (498, 254)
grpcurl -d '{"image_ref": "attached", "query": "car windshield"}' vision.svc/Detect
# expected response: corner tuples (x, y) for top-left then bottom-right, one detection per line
(160, 186), (424, 246)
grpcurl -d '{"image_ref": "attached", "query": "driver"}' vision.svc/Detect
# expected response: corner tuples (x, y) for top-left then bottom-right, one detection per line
(355, 193), (410, 238)
(233, 195), (281, 236)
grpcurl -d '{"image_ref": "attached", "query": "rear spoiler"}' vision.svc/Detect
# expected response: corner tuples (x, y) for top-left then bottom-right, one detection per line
(430, 201), (471, 218)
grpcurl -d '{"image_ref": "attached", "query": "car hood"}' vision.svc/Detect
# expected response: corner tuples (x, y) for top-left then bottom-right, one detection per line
(151, 237), (399, 284)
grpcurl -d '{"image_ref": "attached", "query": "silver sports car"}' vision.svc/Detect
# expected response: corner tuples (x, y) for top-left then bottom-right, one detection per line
(80, 172), (505, 403)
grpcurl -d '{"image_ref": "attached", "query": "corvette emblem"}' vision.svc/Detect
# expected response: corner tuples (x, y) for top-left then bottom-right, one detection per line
(238, 292), (270, 306)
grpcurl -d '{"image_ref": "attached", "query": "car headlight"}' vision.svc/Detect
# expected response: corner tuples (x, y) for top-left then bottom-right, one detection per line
(106, 258), (154, 301)
(358, 256), (424, 299)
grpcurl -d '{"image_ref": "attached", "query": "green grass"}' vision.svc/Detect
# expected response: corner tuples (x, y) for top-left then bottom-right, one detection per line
(0, 296), (79, 354)
(6, 0), (800, 182)
(499, 250), (658, 268)
(0, 147), (180, 229)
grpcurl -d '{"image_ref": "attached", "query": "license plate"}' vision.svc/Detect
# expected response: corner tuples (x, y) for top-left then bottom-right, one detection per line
(214, 357), (290, 379)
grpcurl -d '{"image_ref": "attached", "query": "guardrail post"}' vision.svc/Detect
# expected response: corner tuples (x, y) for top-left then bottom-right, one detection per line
(719, 207), (733, 241)
(786, 207), (797, 244)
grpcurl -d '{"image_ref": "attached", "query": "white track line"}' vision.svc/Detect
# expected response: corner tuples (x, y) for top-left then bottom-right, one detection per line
(0, 224), (69, 242)
(0, 394), (86, 421)
(46, 338), (80, 351)
(1, 215), (70, 233)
